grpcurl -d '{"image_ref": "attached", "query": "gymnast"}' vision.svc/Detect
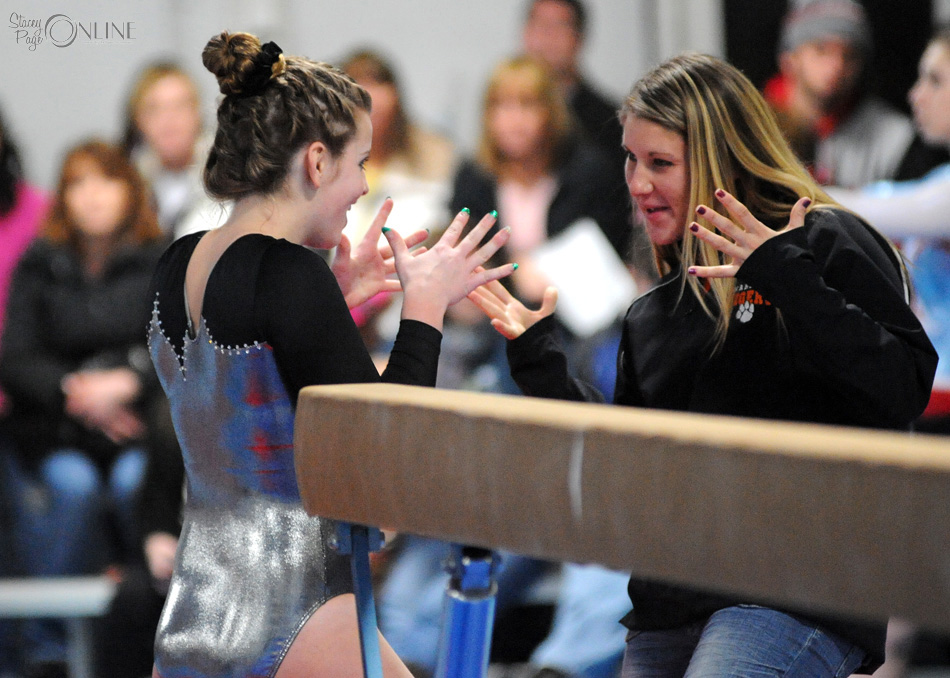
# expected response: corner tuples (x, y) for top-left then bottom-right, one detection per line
(146, 31), (513, 678)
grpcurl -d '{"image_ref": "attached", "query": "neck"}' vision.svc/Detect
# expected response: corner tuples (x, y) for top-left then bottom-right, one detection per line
(224, 192), (311, 245)
(78, 233), (117, 278)
(499, 152), (551, 186)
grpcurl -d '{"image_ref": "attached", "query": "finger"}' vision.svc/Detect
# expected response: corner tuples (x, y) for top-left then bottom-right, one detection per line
(377, 229), (428, 261)
(689, 222), (746, 261)
(382, 227), (410, 263)
(490, 318), (521, 341)
(788, 196), (811, 231)
(480, 276), (519, 306)
(404, 229), (429, 250)
(438, 208), (473, 248)
(712, 189), (767, 236)
(335, 233), (351, 262)
(538, 286), (559, 316)
(687, 264), (739, 279)
(467, 285), (508, 318)
(457, 210), (499, 254)
(368, 198), (395, 243)
(465, 262), (518, 292)
(467, 225), (510, 268)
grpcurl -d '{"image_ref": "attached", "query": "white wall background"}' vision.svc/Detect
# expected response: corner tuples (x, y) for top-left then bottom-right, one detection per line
(1, 0), (725, 190)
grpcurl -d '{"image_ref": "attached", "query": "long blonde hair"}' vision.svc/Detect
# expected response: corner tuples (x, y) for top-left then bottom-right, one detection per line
(621, 53), (837, 345)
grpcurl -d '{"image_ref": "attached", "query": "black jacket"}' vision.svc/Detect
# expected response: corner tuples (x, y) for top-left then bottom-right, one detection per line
(0, 237), (167, 471)
(506, 208), (938, 670)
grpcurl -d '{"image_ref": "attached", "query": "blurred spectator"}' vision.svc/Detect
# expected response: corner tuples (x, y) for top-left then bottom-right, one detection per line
(522, 0), (623, 164)
(0, 140), (168, 677)
(122, 62), (227, 239)
(94, 401), (183, 678)
(377, 55), (633, 678)
(340, 49), (456, 353)
(764, 0), (915, 187)
(0, 103), (47, 678)
(828, 26), (950, 435)
(0, 107), (47, 414)
(450, 54), (632, 390)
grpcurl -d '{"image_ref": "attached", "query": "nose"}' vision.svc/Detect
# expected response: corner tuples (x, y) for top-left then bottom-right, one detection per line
(908, 79), (923, 109)
(626, 163), (653, 197)
(360, 173), (369, 197)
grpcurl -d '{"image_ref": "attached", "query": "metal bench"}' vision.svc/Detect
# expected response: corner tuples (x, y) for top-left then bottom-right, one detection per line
(0, 576), (117, 678)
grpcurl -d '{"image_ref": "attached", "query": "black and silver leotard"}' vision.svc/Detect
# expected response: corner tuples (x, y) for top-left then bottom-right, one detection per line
(147, 232), (441, 678)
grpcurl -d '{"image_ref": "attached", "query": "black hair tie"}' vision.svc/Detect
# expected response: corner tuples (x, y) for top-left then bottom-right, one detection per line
(241, 41), (284, 96)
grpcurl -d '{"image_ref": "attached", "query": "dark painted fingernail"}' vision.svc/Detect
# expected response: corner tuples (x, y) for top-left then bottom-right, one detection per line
(689, 222), (699, 232)
(381, 226), (391, 233)
(461, 207), (470, 214)
(490, 209), (498, 218)
(696, 206), (706, 215)
(803, 198), (812, 208)
(687, 267), (697, 275)
(715, 189), (726, 199)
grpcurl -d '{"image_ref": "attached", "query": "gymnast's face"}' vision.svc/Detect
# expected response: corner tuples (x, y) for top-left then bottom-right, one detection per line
(623, 116), (689, 247)
(910, 41), (950, 146)
(311, 110), (371, 248)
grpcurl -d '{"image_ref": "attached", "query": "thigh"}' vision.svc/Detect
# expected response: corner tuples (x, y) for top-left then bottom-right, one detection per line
(41, 450), (101, 497)
(108, 447), (147, 502)
(685, 606), (866, 678)
(621, 624), (701, 678)
(276, 593), (414, 678)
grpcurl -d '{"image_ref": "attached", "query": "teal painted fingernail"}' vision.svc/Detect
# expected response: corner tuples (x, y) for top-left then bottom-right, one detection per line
(381, 226), (391, 233)
(512, 263), (519, 270)
(490, 210), (498, 218)
(461, 207), (470, 214)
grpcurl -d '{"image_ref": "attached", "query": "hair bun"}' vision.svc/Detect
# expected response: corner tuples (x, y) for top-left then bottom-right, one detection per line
(202, 31), (265, 96)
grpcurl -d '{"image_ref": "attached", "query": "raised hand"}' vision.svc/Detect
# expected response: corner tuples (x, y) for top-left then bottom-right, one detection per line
(383, 209), (515, 331)
(688, 189), (811, 278)
(331, 198), (429, 309)
(468, 276), (558, 340)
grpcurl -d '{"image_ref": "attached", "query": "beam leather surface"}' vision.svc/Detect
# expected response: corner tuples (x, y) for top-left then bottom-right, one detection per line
(294, 383), (950, 632)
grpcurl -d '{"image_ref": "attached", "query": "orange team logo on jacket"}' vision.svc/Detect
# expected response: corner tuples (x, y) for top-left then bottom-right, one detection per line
(733, 283), (771, 323)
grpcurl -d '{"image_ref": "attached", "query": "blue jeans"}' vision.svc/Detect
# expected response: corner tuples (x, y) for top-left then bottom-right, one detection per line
(621, 605), (866, 678)
(531, 563), (629, 678)
(3, 447), (146, 663)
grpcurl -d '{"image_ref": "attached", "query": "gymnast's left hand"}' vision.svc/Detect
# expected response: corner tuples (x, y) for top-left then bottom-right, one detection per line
(687, 189), (811, 278)
(331, 198), (428, 308)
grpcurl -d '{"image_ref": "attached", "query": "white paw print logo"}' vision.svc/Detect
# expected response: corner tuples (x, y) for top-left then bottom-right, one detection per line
(735, 301), (754, 323)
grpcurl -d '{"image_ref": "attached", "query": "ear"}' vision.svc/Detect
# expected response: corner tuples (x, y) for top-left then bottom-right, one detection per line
(778, 51), (795, 77)
(305, 140), (332, 189)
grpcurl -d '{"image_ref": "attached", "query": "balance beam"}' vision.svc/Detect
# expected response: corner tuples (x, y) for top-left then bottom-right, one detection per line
(294, 383), (950, 633)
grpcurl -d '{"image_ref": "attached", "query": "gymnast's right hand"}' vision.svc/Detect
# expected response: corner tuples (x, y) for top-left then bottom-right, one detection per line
(468, 276), (558, 340)
(382, 208), (515, 331)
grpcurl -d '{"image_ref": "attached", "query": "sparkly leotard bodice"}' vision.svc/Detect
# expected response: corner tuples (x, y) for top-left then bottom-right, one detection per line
(148, 307), (352, 678)
(146, 232), (442, 678)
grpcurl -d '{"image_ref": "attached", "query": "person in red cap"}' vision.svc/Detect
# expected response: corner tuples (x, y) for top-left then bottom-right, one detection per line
(764, 0), (915, 187)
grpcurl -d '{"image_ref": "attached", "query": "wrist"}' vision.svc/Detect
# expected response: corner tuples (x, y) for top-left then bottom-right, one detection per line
(400, 292), (446, 332)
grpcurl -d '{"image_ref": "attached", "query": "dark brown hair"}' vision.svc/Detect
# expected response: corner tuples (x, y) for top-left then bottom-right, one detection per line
(201, 31), (371, 201)
(43, 139), (161, 246)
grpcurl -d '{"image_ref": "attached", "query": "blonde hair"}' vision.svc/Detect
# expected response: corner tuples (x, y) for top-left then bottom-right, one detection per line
(477, 55), (573, 176)
(621, 53), (838, 345)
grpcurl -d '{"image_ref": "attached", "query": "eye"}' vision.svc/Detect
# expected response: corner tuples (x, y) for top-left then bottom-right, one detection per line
(653, 158), (673, 168)
(624, 150), (636, 164)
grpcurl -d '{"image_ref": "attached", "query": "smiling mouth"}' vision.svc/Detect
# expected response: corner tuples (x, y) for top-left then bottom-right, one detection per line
(643, 206), (668, 215)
